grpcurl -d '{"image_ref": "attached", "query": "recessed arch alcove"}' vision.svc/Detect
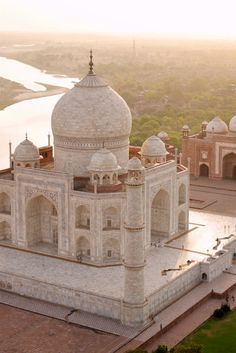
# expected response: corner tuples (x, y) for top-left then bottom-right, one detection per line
(0, 221), (11, 242)
(103, 207), (120, 230)
(102, 238), (120, 262)
(0, 192), (11, 214)
(76, 236), (90, 260)
(75, 205), (90, 229)
(26, 195), (58, 254)
(151, 189), (170, 241)
(223, 153), (236, 179)
(178, 210), (186, 232)
(178, 184), (186, 205)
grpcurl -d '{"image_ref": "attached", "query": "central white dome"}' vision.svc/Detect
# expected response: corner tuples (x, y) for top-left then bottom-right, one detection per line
(52, 76), (132, 140)
(51, 53), (132, 176)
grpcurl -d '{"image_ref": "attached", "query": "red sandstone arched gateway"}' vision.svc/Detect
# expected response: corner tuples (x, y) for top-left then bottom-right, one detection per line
(223, 153), (236, 179)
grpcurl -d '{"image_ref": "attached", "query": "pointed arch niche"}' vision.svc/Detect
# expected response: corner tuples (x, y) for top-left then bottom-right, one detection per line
(76, 236), (90, 260)
(103, 207), (120, 230)
(223, 153), (236, 179)
(0, 192), (11, 215)
(151, 189), (170, 241)
(26, 195), (58, 254)
(0, 221), (11, 242)
(75, 205), (90, 229)
(178, 210), (186, 232)
(102, 238), (120, 262)
(179, 184), (186, 205)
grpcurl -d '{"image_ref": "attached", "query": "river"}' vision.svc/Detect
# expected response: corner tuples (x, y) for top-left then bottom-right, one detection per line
(0, 56), (77, 169)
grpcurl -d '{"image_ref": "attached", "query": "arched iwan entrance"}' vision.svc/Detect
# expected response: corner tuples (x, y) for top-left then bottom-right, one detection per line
(0, 221), (11, 242)
(199, 164), (209, 177)
(223, 153), (236, 179)
(26, 195), (58, 254)
(151, 189), (170, 241)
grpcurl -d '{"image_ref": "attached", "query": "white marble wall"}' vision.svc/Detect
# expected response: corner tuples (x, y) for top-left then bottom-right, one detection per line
(144, 161), (189, 246)
(0, 270), (122, 320)
(148, 264), (201, 316)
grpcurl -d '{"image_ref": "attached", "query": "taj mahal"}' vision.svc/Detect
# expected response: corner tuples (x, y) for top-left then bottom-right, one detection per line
(0, 52), (235, 328)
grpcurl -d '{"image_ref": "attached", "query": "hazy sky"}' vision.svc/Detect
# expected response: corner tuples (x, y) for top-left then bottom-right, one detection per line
(1, 0), (236, 38)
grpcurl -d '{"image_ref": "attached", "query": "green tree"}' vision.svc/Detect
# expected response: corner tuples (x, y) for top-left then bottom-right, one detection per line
(153, 344), (169, 353)
(174, 342), (203, 353)
(126, 348), (147, 353)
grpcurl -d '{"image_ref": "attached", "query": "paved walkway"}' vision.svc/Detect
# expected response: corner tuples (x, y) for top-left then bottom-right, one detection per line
(190, 176), (236, 192)
(143, 285), (236, 352)
(190, 177), (236, 217)
(115, 267), (236, 353)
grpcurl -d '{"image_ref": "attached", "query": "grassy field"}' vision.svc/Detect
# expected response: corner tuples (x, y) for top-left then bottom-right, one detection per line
(181, 310), (236, 353)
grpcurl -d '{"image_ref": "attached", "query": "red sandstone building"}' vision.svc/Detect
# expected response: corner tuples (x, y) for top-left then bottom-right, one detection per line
(182, 116), (236, 180)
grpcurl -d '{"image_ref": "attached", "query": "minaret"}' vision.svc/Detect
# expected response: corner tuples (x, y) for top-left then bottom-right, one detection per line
(122, 157), (148, 327)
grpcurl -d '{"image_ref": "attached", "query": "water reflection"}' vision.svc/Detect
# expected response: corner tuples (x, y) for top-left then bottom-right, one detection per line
(0, 56), (76, 91)
(0, 56), (79, 169)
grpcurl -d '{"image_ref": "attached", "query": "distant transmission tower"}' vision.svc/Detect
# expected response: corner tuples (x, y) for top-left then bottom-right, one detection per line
(132, 39), (136, 59)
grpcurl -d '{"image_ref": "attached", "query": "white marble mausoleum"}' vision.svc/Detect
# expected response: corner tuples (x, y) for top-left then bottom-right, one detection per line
(0, 52), (235, 327)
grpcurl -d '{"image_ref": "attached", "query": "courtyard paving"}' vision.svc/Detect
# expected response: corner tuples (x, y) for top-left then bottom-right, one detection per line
(0, 186), (235, 299)
(142, 273), (236, 352)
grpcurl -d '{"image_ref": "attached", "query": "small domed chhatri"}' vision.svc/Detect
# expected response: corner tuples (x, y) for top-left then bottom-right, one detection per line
(87, 148), (120, 187)
(127, 156), (143, 170)
(206, 116), (228, 134)
(88, 148), (120, 172)
(229, 115), (236, 132)
(158, 131), (169, 140)
(141, 135), (168, 166)
(52, 50), (132, 176)
(14, 135), (40, 168)
(141, 136), (167, 157)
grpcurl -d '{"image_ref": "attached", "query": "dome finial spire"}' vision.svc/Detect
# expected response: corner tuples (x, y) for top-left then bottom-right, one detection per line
(89, 49), (94, 75)
(25, 132), (28, 140)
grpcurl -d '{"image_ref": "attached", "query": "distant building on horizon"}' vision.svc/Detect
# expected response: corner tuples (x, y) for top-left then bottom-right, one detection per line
(181, 116), (236, 180)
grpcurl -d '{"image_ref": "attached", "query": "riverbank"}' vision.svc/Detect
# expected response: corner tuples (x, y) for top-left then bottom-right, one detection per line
(13, 86), (68, 103)
(0, 77), (24, 110)
(0, 77), (68, 110)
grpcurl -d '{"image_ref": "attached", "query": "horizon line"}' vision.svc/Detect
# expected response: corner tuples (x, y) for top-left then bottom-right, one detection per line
(1, 30), (236, 42)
